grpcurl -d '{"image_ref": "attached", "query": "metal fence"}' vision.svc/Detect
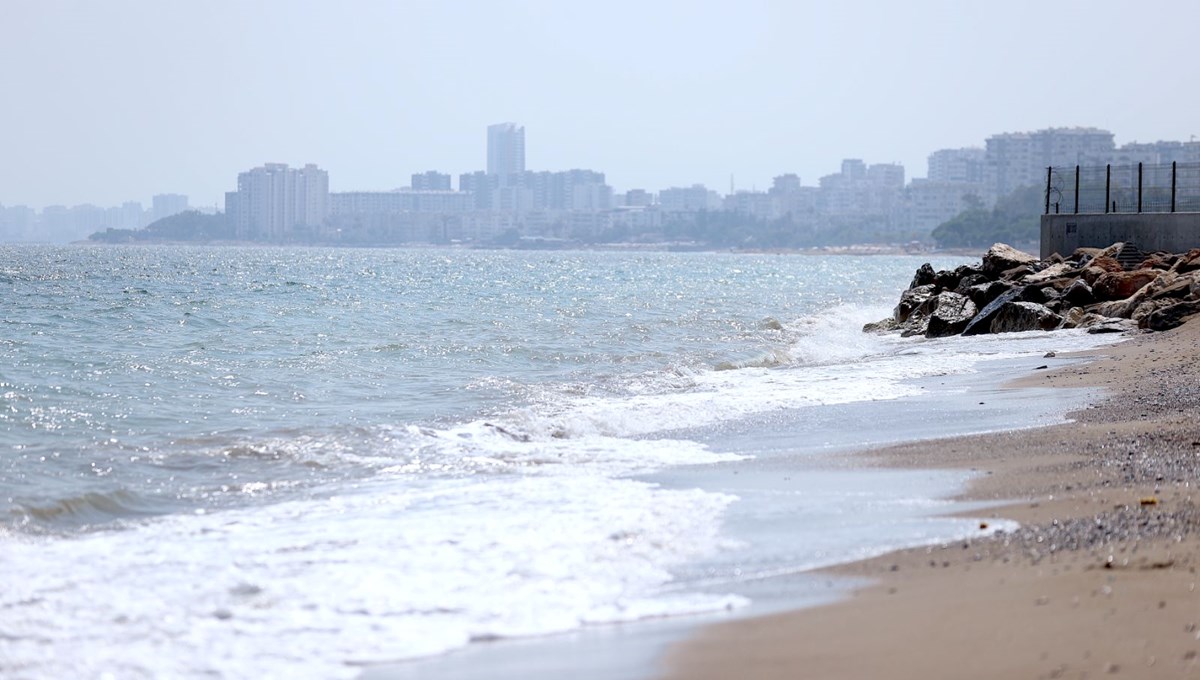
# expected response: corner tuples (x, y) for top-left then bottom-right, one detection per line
(1044, 162), (1200, 215)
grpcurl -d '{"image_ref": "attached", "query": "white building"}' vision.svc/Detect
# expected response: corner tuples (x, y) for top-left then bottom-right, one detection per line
(226, 163), (329, 241)
(487, 123), (526, 182)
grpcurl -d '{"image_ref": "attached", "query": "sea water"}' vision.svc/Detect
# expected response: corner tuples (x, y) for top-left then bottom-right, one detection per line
(0, 245), (1117, 678)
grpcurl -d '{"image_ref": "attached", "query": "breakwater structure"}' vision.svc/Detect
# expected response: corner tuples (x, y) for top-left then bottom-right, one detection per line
(1041, 162), (1200, 258)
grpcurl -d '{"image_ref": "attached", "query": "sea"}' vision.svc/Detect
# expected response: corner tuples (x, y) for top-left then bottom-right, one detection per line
(0, 245), (1119, 679)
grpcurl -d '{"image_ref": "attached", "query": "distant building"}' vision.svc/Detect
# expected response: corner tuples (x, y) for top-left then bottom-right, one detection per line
(659, 185), (720, 212)
(487, 122), (526, 182)
(151, 193), (189, 223)
(226, 163), (329, 241)
(622, 189), (652, 207)
(985, 127), (1114, 198)
(927, 148), (986, 184)
(411, 171), (453, 191)
(329, 190), (473, 215)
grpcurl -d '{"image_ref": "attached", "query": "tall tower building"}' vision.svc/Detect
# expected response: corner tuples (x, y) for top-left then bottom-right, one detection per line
(487, 123), (525, 181)
(227, 163), (329, 241)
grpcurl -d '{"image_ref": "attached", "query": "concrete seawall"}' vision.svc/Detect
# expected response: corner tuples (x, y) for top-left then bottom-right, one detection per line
(1041, 212), (1200, 258)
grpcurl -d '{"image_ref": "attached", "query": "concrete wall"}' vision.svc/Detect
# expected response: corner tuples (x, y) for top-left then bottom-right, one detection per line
(1041, 212), (1200, 258)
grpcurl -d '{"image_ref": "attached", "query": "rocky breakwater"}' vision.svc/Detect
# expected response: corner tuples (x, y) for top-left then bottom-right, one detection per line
(866, 242), (1200, 338)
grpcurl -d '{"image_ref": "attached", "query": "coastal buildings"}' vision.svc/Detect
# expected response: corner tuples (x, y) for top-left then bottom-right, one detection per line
(225, 163), (329, 241)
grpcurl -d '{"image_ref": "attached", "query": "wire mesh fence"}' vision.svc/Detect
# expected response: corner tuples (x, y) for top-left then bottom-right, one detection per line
(1045, 162), (1200, 215)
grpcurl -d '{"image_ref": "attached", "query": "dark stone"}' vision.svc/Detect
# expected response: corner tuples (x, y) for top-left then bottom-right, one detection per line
(1061, 279), (1095, 307)
(1149, 277), (1194, 300)
(989, 302), (1062, 334)
(1140, 300), (1200, 332)
(894, 284), (937, 323)
(1001, 264), (1036, 281)
(925, 292), (978, 338)
(962, 286), (1026, 336)
(954, 273), (990, 297)
(909, 263), (936, 289)
(933, 268), (962, 291)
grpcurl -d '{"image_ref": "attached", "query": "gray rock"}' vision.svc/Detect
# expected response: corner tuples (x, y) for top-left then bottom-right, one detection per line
(1061, 279), (1094, 306)
(894, 284), (937, 323)
(989, 302), (1063, 334)
(862, 318), (899, 334)
(925, 292), (978, 338)
(1140, 300), (1200, 332)
(982, 243), (1038, 278)
(962, 286), (1026, 336)
(1086, 318), (1138, 334)
(909, 263), (935, 289)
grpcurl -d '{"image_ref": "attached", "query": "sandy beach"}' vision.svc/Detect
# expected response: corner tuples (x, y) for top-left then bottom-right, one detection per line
(663, 321), (1200, 679)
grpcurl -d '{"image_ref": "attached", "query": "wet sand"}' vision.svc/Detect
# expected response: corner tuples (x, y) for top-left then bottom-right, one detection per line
(662, 321), (1200, 679)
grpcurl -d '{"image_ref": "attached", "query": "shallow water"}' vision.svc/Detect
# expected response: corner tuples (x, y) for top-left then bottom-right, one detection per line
(0, 245), (1116, 678)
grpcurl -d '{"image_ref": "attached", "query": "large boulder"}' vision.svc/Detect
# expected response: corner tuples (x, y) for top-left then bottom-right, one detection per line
(894, 284), (937, 323)
(989, 302), (1063, 334)
(1089, 257), (1124, 274)
(925, 292), (979, 338)
(1140, 300), (1200, 332)
(981, 243), (1038, 278)
(962, 286), (1026, 336)
(909, 262), (936, 289)
(1092, 269), (1159, 301)
(1061, 279), (1095, 306)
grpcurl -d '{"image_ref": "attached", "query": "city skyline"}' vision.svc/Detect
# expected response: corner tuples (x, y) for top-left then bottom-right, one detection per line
(4, 1), (1199, 209)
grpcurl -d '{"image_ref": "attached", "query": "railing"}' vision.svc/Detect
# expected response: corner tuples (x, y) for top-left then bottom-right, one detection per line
(1044, 162), (1200, 215)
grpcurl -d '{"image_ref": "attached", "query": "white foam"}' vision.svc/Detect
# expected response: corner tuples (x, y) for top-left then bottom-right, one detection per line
(0, 475), (744, 679)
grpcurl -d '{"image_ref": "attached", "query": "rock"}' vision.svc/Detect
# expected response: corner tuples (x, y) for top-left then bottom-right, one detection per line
(1081, 266), (1108, 287)
(1092, 270), (1158, 301)
(1022, 263), (1071, 284)
(982, 243), (1038, 278)
(1137, 254), (1172, 270)
(1062, 307), (1086, 328)
(1140, 300), (1200, 332)
(954, 273), (990, 297)
(1149, 276), (1194, 300)
(1001, 264), (1036, 281)
(1061, 279), (1095, 306)
(1089, 256), (1124, 274)
(1131, 299), (1178, 325)
(909, 262), (936, 289)
(1086, 318), (1138, 334)
(963, 280), (1013, 309)
(894, 284), (937, 323)
(1173, 248), (1200, 274)
(925, 292), (978, 338)
(989, 301), (1063, 334)
(1075, 312), (1114, 329)
(962, 286), (1026, 336)
(863, 318), (899, 334)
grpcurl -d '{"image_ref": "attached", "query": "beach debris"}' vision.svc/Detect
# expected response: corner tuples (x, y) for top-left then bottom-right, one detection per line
(1140, 496), (1159, 506)
(869, 241), (1200, 339)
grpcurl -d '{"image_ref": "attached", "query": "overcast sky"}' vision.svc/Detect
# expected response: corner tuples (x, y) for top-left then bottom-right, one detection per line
(3, 0), (1197, 209)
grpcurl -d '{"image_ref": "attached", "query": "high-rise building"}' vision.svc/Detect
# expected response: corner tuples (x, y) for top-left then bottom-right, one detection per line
(487, 123), (525, 181)
(927, 148), (986, 184)
(985, 127), (1114, 198)
(411, 171), (452, 191)
(226, 163), (329, 241)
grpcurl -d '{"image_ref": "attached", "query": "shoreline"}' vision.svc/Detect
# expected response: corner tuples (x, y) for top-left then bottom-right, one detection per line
(661, 322), (1200, 679)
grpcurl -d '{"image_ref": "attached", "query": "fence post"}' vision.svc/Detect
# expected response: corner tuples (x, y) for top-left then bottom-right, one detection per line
(1137, 162), (1143, 213)
(1045, 166), (1052, 215)
(1172, 161), (1177, 213)
(1074, 165), (1080, 214)
(1105, 164), (1111, 214)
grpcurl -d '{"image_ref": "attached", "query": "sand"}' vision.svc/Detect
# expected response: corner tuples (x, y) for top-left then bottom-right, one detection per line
(662, 321), (1200, 679)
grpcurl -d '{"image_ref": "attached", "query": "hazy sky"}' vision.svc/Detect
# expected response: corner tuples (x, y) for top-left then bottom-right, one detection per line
(3, 0), (1198, 209)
